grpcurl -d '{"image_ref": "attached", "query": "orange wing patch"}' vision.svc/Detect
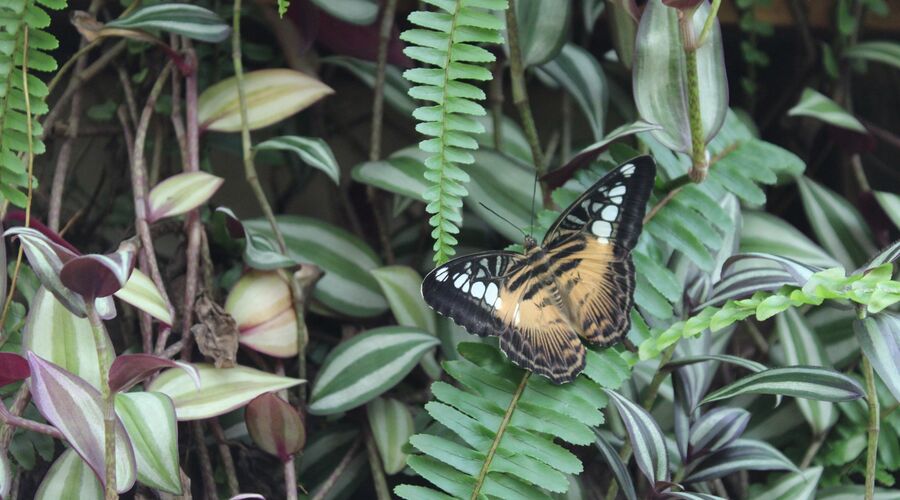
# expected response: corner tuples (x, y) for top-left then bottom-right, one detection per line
(552, 236), (634, 345)
(494, 264), (586, 384)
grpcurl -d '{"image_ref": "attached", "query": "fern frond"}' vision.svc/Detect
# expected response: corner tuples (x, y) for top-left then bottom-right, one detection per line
(396, 342), (631, 498)
(0, 0), (62, 207)
(400, 0), (507, 264)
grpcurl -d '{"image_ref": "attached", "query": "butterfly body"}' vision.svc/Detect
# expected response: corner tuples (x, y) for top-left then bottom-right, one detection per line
(423, 157), (656, 384)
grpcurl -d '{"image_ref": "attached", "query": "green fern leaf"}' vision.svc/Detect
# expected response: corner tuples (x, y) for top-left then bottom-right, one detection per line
(401, 0), (506, 264)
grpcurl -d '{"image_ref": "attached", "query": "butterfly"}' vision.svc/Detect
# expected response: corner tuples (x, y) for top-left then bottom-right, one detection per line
(421, 156), (656, 384)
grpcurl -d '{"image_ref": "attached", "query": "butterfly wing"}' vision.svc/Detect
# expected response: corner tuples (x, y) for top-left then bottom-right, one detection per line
(422, 252), (585, 383)
(544, 157), (655, 345)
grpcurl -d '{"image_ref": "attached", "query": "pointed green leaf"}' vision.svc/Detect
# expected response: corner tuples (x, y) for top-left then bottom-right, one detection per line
(116, 392), (181, 494)
(788, 88), (865, 132)
(702, 366), (865, 405)
(147, 171), (223, 223)
(105, 4), (230, 43)
(797, 176), (877, 268)
(367, 397), (414, 474)
(255, 135), (341, 185)
(854, 313), (900, 402)
(34, 449), (102, 500)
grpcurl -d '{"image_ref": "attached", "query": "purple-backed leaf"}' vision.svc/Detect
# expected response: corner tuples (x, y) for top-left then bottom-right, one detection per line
(27, 352), (137, 492)
(0, 353), (29, 387)
(604, 389), (670, 483)
(109, 354), (200, 394)
(245, 392), (305, 462)
(688, 407), (750, 459)
(60, 246), (136, 300)
(4, 227), (86, 316)
(685, 438), (798, 483)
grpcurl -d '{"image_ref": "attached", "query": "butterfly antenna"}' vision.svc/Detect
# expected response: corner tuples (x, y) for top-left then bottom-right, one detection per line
(529, 170), (538, 239)
(479, 203), (528, 238)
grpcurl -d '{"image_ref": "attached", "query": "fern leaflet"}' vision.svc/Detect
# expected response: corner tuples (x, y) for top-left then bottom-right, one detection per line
(400, 0), (507, 264)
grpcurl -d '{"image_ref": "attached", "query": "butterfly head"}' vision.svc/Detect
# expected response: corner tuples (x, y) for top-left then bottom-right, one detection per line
(523, 235), (538, 251)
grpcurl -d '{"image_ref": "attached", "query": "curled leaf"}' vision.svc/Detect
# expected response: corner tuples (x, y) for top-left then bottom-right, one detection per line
(225, 270), (299, 357)
(59, 247), (136, 301)
(109, 354), (200, 393)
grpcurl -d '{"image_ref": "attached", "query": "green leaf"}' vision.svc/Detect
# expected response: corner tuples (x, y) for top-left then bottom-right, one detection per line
(633, 0), (727, 152)
(512, 0), (569, 66)
(146, 363), (303, 420)
(594, 431), (636, 500)
(322, 56), (416, 116)
(702, 366), (865, 405)
(352, 155), (429, 201)
(604, 389), (669, 483)
(368, 397), (415, 474)
(254, 135), (341, 185)
(740, 211), (840, 268)
(874, 190), (900, 231)
(797, 176), (877, 268)
(843, 40), (900, 70)
(688, 408), (750, 456)
(750, 466), (822, 500)
(855, 313), (900, 402)
(371, 266), (437, 334)
(538, 44), (607, 140)
(246, 216), (389, 317)
(686, 439), (798, 483)
(774, 309), (837, 434)
(34, 449), (102, 500)
(308, 327), (439, 415)
(146, 171), (223, 222)
(116, 392), (181, 494)
(113, 269), (173, 326)
(105, 4), (231, 43)
(787, 88), (866, 132)
(311, 0), (378, 25)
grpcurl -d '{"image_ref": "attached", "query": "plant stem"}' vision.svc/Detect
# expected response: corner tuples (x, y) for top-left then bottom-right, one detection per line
(289, 265), (323, 406)
(191, 421), (216, 500)
(365, 427), (391, 500)
(311, 437), (362, 500)
(85, 302), (117, 500)
(181, 47), (203, 360)
(366, 0), (399, 264)
(232, 0), (288, 254)
(862, 355), (880, 500)
(489, 58), (505, 150)
(471, 371), (530, 499)
(505, 0), (545, 173)
(696, 0), (721, 48)
(0, 396), (62, 439)
(284, 456), (298, 500)
(679, 10), (707, 182)
(210, 418), (240, 496)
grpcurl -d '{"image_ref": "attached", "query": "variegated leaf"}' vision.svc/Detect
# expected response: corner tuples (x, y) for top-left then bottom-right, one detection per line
(116, 392), (181, 493)
(147, 171), (224, 223)
(255, 136), (340, 185)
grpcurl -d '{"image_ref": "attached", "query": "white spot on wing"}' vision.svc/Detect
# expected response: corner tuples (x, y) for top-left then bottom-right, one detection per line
(453, 274), (468, 289)
(621, 163), (635, 175)
(601, 205), (619, 221)
(609, 185), (626, 197)
(484, 283), (499, 304)
(471, 281), (486, 299)
(592, 220), (612, 238)
(435, 268), (449, 282)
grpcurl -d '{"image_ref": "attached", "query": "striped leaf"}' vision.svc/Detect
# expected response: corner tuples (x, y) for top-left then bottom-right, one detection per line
(27, 353), (137, 492)
(688, 407), (750, 457)
(114, 269), (172, 325)
(603, 389), (669, 483)
(854, 313), (900, 402)
(633, 0), (727, 152)
(34, 449), (102, 500)
(740, 211), (839, 268)
(0, 453), (9, 499)
(874, 191), (900, 231)
(797, 175), (877, 269)
(538, 44), (607, 140)
(751, 466), (822, 500)
(322, 56), (416, 116)
(788, 88), (865, 132)
(699, 253), (823, 310)
(513, 0), (570, 67)
(685, 438), (797, 483)
(246, 392), (305, 462)
(59, 248), (135, 301)
(774, 308), (836, 434)
(5, 227), (86, 316)
(308, 327), (439, 415)
(858, 240), (900, 274)
(147, 172), (224, 223)
(352, 155), (429, 201)
(702, 366), (865, 405)
(367, 397), (414, 474)
(664, 354), (768, 375)
(198, 69), (333, 132)
(594, 430), (636, 500)
(843, 40), (900, 70)
(246, 216), (388, 317)
(24, 288), (113, 389)
(116, 392), (180, 494)
(215, 207), (294, 270)
(108, 354), (200, 394)
(310, 0), (378, 25)
(371, 266), (436, 334)
(255, 136), (340, 185)
(818, 485), (900, 500)
(105, 4), (230, 43)
(146, 363), (303, 421)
